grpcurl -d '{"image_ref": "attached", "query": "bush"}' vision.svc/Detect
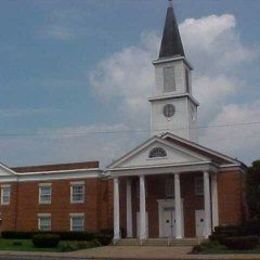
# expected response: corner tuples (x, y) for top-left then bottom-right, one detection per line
(60, 240), (100, 252)
(214, 225), (241, 236)
(32, 234), (60, 248)
(209, 234), (228, 245)
(223, 236), (259, 250)
(1, 231), (95, 241)
(1, 231), (35, 239)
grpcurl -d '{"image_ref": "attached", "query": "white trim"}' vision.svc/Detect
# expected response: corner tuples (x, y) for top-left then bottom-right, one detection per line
(38, 183), (52, 187)
(148, 93), (199, 106)
(162, 132), (240, 165)
(108, 161), (217, 178)
(107, 136), (209, 170)
(1, 184), (11, 188)
(0, 163), (17, 175)
(152, 56), (193, 70)
(38, 213), (51, 217)
(70, 181), (85, 185)
(17, 170), (101, 182)
(69, 213), (84, 217)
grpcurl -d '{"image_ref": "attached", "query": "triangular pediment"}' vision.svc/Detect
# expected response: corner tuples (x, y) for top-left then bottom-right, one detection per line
(107, 136), (209, 170)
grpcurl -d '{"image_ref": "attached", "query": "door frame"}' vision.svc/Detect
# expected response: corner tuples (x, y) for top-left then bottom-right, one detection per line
(157, 199), (184, 238)
(195, 209), (205, 238)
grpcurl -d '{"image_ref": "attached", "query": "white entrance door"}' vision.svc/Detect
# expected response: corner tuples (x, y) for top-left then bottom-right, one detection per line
(136, 212), (148, 238)
(162, 207), (176, 237)
(195, 209), (205, 237)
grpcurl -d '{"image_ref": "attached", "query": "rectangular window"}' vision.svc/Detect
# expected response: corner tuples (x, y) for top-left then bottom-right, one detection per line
(38, 214), (51, 231)
(194, 177), (204, 196)
(163, 66), (176, 92)
(70, 214), (84, 231)
(1, 185), (11, 205)
(185, 69), (190, 93)
(165, 175), (175, 198)
(39, 184), (52, 204)
(70, 182), (85, 203)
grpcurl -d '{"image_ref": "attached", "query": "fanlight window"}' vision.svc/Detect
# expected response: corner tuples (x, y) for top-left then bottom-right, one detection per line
(149, 147), (167, 158)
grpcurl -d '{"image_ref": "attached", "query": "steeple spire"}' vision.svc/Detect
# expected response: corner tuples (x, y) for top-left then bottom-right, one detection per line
(159, 0), (185, 59)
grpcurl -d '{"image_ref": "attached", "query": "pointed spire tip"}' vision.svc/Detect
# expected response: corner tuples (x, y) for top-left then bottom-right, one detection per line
(168, 0), (173, 8)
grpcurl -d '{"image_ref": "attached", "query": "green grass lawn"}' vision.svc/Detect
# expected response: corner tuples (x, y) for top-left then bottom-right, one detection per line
(0, 238), (99, 252)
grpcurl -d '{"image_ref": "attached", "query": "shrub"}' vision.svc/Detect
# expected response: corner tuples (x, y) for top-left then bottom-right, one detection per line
(60, 240), (100, 252)
(214, 225), (241, 236)
(209, 234), (228, 245)
(1, 231), (95, 241)
(223, 236), (259, 250)
(191, 245), (203, 254)
(32, 234), (60, 248)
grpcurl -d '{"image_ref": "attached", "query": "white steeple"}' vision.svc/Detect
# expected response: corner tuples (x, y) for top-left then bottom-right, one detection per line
(149, 2), (199, 142)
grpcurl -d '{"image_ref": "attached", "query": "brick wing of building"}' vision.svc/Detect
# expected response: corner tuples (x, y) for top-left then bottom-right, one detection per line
(0, 0), (247, 243)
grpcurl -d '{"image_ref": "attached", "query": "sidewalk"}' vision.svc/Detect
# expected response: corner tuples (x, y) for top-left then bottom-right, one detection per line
(0, 246), (260, 260)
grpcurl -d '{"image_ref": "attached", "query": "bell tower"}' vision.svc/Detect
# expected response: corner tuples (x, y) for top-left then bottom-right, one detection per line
(149, 0), (199, 142)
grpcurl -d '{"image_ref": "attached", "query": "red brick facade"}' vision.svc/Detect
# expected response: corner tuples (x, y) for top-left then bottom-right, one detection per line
(118, 169), (246, 238)
(0, 162), (246, 238)
(0, 178), (113, 233)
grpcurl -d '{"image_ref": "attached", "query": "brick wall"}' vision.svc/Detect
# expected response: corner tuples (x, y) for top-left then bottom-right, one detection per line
(0, 177), (112, 233)
(218, 170), (245, 225)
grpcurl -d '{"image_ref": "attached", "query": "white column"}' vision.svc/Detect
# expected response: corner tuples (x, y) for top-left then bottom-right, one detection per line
(126, 178), (133, 238)
(113, 177), (120, 240)
(211, 173), (219, 230)
(174, 173), (183, 239)
(203, 171), (212, 238)
(139, 175), (147, 240)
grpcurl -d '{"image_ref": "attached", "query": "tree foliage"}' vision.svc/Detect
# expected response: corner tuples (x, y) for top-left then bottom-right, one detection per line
(246, 160), (260, 220)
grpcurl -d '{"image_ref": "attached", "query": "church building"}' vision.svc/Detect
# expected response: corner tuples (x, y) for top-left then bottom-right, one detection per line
(0, 1), (247, 243)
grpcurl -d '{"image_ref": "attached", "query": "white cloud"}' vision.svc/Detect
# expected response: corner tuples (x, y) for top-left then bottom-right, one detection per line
(201, 102), (260, 164)
(88, 14), (259, 164)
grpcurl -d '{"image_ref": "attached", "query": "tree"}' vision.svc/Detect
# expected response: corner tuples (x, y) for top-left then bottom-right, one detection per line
(246, 160), (260, 220)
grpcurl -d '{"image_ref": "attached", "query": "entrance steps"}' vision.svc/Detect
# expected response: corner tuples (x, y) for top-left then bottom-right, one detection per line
(115, 238), (202, 246)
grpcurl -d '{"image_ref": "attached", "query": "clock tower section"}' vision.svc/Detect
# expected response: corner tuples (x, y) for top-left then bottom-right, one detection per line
(149, 1), (199, 142)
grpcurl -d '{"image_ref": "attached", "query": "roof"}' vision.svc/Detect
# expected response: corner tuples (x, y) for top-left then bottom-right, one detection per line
(12, 161), (99, 173)
(159, 0), (185, 59)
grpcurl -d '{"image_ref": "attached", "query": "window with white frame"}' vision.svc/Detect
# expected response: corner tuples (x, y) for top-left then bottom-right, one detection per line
(39, 184), (52, 204)
(194, 177), (204, 196)
(70, 213), (84, 231)
(1, 185), (11, 205)
(38, 214), (51, 231)
(70, 182), (85, 203)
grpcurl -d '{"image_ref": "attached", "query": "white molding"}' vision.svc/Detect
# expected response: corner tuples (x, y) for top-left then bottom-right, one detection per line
(70, 181), (85, 185)
(108, 161), (217, 178)
(107, 136), (210, 170)
(38, 183), (52, 186)
(152, 56), (193, 70)
(1, 184), (11, 188)
(38, 213), (51, 217)
(162, 132), (240, 165)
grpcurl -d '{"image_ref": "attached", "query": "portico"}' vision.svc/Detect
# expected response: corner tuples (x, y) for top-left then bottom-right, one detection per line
(111, 166), (217, 242)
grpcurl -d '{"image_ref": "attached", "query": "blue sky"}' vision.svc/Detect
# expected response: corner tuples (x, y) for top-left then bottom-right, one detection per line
(0, 0), (259, 167)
